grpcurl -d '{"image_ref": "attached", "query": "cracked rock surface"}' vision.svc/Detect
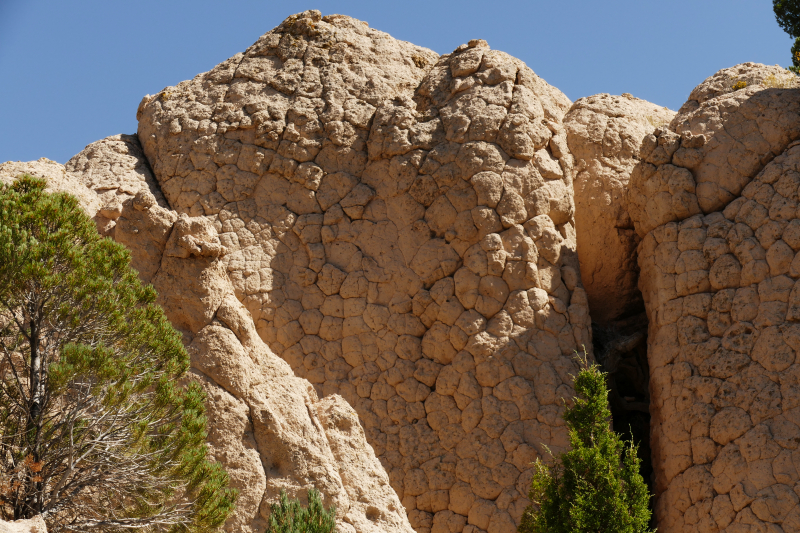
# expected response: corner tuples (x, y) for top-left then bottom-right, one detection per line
(630, 64), (800, 533)
(135, 10), (593, 533)
(62, 136), (414, 533)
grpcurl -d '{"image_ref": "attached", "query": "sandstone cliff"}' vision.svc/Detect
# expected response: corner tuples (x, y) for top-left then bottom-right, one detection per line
(65, 134), (414, 533)
(131, 10), (594, 533)
(2, 128), (414, 533)
(630, 64), (800, 532)
(6, 10), (800, 533)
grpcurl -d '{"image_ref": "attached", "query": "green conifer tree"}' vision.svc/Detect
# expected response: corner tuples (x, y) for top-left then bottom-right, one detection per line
(774, 0), (800, 73)
(519, 357), (653, 533)
(0, 175), (236, 531)
(267, 490), (336, 533)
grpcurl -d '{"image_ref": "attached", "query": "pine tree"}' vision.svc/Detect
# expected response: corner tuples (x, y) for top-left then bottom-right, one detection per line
(267, 490), (336, 533)
(519, 356), (653, 533)
(774, 0), (800, 73)
(0, 175), (236, 531)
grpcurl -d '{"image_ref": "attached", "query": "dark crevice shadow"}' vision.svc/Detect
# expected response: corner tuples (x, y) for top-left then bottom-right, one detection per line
(591, 311), (655, 526)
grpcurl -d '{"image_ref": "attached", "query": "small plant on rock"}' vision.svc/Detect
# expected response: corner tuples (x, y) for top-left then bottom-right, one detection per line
(267, 489), (336, 533)
(518, 354), (653, 533)
(762, 71), (799, 88)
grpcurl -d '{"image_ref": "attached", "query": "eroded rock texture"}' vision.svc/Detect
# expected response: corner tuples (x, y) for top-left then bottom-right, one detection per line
(0, 517), (47, 533)
(62, 137), (413, 533)
(565, 93), (675, 325)
(135, 10), (593, 532)
(0, 158), (101, 217)
(64, 133), (169, 235)
(631, 64), (800, 532)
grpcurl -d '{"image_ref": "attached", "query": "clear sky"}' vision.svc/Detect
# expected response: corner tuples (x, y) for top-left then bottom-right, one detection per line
(0, 0), (793, 164)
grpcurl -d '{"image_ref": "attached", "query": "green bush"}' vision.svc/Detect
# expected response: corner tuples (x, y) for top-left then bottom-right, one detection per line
(774, 0), (800, 73)
(518, 357), (653, 533)
(0, 175), (236, 531)
(267, 489), (336, 533)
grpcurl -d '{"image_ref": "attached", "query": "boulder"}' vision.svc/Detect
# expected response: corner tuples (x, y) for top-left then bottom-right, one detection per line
(109, 183), (413, 533)
(133, 9), (593, 530)
(565, 93), (674, 324)
(0, 517), (46, 533)
(0, 158), (100, 218)
(630, 64), (800, 533)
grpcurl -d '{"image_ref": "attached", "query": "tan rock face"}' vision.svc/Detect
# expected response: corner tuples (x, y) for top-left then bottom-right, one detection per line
(630, 64), (800, 237)
(95, 180), (413, 533)
(0, 158), (101, 217)
(671, 63), (798, 128)
(565, 93), (674, 324)
(134, 10), (593, 532)
(0, 517), (46, 533)
(630, 64), (800, 532)
(65, 133), (168, 236)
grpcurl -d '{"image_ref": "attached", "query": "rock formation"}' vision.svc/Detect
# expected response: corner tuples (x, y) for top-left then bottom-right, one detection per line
(565, 93), (674, 325)
(8, 9), (800, 533)
(134, 9), (594, 533)
(0, 516), (46, 533)
(60, 134), (413, 533)
(630, 64), (800, 532)
(0, 158), (100, 217)
(64, 134), (169, 235)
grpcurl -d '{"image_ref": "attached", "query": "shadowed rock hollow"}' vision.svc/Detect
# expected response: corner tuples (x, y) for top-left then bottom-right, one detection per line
(565, 93), (674, 326)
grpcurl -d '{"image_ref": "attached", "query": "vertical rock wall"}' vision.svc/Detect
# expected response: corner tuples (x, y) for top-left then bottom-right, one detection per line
(630, 64), (800, 532)
(61, 136), (415, 533)
(135, 10), (594, 533)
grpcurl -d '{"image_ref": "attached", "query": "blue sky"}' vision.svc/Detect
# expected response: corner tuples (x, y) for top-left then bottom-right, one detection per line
(0, 0), (793, 164)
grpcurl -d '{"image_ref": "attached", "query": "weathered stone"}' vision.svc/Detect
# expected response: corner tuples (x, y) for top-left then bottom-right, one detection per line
(0, 517), (46, 533)
(131, 10), (591, 530)
(565, 93), (674, 324)
(629, 64), (800, 533)
(0, 158), (101, 218)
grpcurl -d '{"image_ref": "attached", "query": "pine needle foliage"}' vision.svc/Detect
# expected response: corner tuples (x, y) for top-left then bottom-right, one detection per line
(774, 0), (800, 73)
(0, 176), (236, 531)
(519, 357), (653, 533)
(267, 490), (336, 533)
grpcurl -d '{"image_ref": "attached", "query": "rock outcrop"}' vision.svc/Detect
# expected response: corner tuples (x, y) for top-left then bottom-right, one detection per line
(64, 134), (168, 235)
(0, 517), (46, 533)
(0, 158), (100, 217)
(134, 9), (593, 532)
(670, 63), (798, 130)
(61, 139), (414, 533)
(565, 93), (674, 325)
(630, 64), (800, 532)
(14, 12), (800, 533)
